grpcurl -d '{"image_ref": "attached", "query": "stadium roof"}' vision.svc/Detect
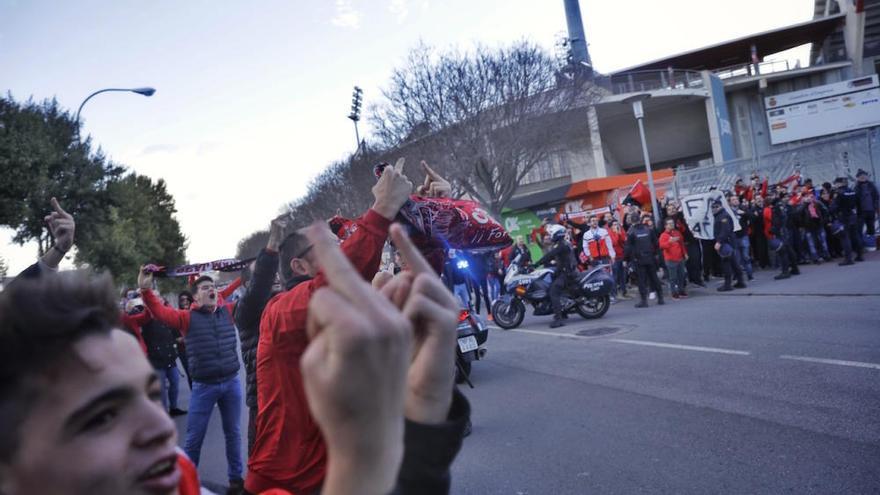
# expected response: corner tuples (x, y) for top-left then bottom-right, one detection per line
(611, 13), (845, 74)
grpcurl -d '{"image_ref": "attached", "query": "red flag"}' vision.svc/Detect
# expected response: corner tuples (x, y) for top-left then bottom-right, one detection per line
(623, 180), (650, 207)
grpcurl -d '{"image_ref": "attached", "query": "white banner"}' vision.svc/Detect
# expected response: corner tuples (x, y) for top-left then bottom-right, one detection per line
(765, 75), (880, 145)
(680, 191), (741, 240)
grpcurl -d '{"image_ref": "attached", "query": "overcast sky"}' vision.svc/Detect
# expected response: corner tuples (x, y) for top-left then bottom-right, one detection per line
(1, 0), (814, 274)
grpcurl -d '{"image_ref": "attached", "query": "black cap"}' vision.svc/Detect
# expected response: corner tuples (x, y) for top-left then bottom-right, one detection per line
(856, 169), (868, 177)
(711, 199), (723, 207)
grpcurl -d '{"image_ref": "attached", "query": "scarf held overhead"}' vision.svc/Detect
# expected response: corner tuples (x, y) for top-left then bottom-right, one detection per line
(143, 258), (255, 278)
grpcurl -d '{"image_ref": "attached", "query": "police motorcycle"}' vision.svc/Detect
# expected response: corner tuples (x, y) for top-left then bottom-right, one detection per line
(490, 252), (614, 330)
(446, 251), (490, 385)
(455, 308), (488, 386)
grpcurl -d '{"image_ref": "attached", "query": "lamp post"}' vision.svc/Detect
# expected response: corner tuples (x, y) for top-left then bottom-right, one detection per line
(622, 93), (660, 227)
(74, 87), (156, 137)
(348, 86), (363, 152)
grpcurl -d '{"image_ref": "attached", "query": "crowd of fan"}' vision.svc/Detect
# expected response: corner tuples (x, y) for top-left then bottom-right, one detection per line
(0, 162), (470, 495)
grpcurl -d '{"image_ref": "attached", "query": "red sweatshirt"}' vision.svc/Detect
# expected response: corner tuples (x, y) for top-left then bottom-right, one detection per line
(120, 310), (150, 354)
(608, 230), (626, 260)
(763, 206), (774, 239)
(659, 230), (687, 262)
(246, 209), (392, 495)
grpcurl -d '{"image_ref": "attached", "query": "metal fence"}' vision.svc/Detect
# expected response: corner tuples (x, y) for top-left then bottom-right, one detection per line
(673, 128), (880, 197)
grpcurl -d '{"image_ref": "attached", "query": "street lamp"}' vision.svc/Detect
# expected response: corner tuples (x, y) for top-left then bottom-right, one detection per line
(348, 86), (363, 152)
(622, 93), (660, 227)
(74, 87), (156, 137)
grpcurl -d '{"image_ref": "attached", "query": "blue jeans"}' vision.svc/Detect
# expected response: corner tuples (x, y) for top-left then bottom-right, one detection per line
(156, 364), (180, 410)
(453, 283), (470, 309)
(736, 236), (753, 277)
(665, 260), (686, 295)
(488, 277), (500, 302)
(805, 228), (830, 260)
(612, 260), (627, 295)
(184, 376), (242, 481)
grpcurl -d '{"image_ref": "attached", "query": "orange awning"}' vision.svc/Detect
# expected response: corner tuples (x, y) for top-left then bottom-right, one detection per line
(566, 169), (674, 199)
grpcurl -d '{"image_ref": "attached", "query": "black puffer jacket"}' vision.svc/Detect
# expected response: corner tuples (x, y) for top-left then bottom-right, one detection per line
(233, 248), (279, 409)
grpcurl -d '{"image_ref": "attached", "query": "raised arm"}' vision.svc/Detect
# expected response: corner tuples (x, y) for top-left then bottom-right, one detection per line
(234, 219), (283, 332)
(219, 277), (242, 300)
(138, 267), (191, 334)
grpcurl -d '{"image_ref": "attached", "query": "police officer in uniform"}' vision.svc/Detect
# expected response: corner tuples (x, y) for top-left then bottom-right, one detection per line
(625, 213), (664, 308)
(831, 176), (864, 265)
(533, 224), (577, 328)
(770, 192), (801, 279)
(712, 199), (746, 292)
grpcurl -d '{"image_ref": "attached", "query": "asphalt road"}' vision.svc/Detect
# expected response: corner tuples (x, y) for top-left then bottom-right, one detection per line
(176, 251), (880, 494)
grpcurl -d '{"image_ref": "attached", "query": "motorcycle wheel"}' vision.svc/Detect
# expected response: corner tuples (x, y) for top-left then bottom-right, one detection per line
(491, 299), (525, 329)
(576, 295), (610, 319)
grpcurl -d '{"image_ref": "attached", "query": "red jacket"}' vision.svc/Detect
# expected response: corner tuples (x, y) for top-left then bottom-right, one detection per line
(608, 230), (626, 260)
(120, 310), (150, 354)
(659, 230), (687, 262)
(763, 206), (774, 239)
(246, 209), (391, 495)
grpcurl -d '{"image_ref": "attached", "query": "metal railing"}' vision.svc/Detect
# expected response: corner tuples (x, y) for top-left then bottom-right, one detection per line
(595, 69), (705, 95)
(713, 59), (795, 80)
(673, 129), (879, 197)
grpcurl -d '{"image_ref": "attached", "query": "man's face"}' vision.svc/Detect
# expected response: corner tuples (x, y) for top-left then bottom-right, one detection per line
(589, 217), (598, 229)
(755, 197), (764, 207)
(803, 193), (813, 203)
(857, 174), (867, 182)
(666, 204), (677, 216)
(665, 220), (675, 232)
(1, 330), (178, 495)
(194, 281), (217, 310)
(711, 204), (722, 215)
(729, 196), (739, 207)
(177, 296), (191, 310)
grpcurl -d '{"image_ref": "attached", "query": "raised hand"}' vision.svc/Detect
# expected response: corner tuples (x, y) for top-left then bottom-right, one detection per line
(267, 216), (288, 252)
(301, 223), (412, 495)
(137, 265), (154, 290)
(381, 223), (460, 424)
(44, 197), (75, 252)
(371, 157), (413, 220)
(416, 161), (451, 198)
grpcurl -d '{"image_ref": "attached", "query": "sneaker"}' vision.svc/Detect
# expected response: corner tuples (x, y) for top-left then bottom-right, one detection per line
(619, 293), (633, 300)
(790, 269), (801, 275)
(855, 256), (865, 262)
(774, 273), (791, 280)
(693, 281), (706, 288)
(169, 407), (187, 417)
(747, 274), (754, 281)
(839, 260), (855, 266)
(679, 292), (689, 298)
(671, 294), (680, 300)
(717, 286), (733, 292)
(610, 297), (618, 305)
(549, 319), (565, 328)
(733, 282), (747, 289)
(635, 300), (648, 308)
(649, 292), (656, 300)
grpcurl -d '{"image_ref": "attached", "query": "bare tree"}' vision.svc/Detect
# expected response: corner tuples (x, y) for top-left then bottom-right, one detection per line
(370, 41), (601, 217)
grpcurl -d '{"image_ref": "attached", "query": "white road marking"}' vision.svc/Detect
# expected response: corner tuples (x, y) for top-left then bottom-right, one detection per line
(779, 355), (880, 370)
(607, 339), (751, 356)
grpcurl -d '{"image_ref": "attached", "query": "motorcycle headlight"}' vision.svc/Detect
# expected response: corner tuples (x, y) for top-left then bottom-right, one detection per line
(515, 285), (527, 296)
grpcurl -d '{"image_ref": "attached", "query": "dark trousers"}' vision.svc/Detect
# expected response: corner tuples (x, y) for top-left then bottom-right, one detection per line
(247, 405), (257, 457)
(840, 221), (864, 261)
(788, 226), (804, 262)
(636, 263), (663, 301)
(177, 345), (193, 389)
(777, 232), (797, 274)
(720, 251), (745, 288)
(700, 239), (720, 278)
(471, 277), (491, 315)
(859, 211), (876, 237)
(752, 232), (770, 269)
(549, 272), (574, 319)
(686, 242), (703, 283)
